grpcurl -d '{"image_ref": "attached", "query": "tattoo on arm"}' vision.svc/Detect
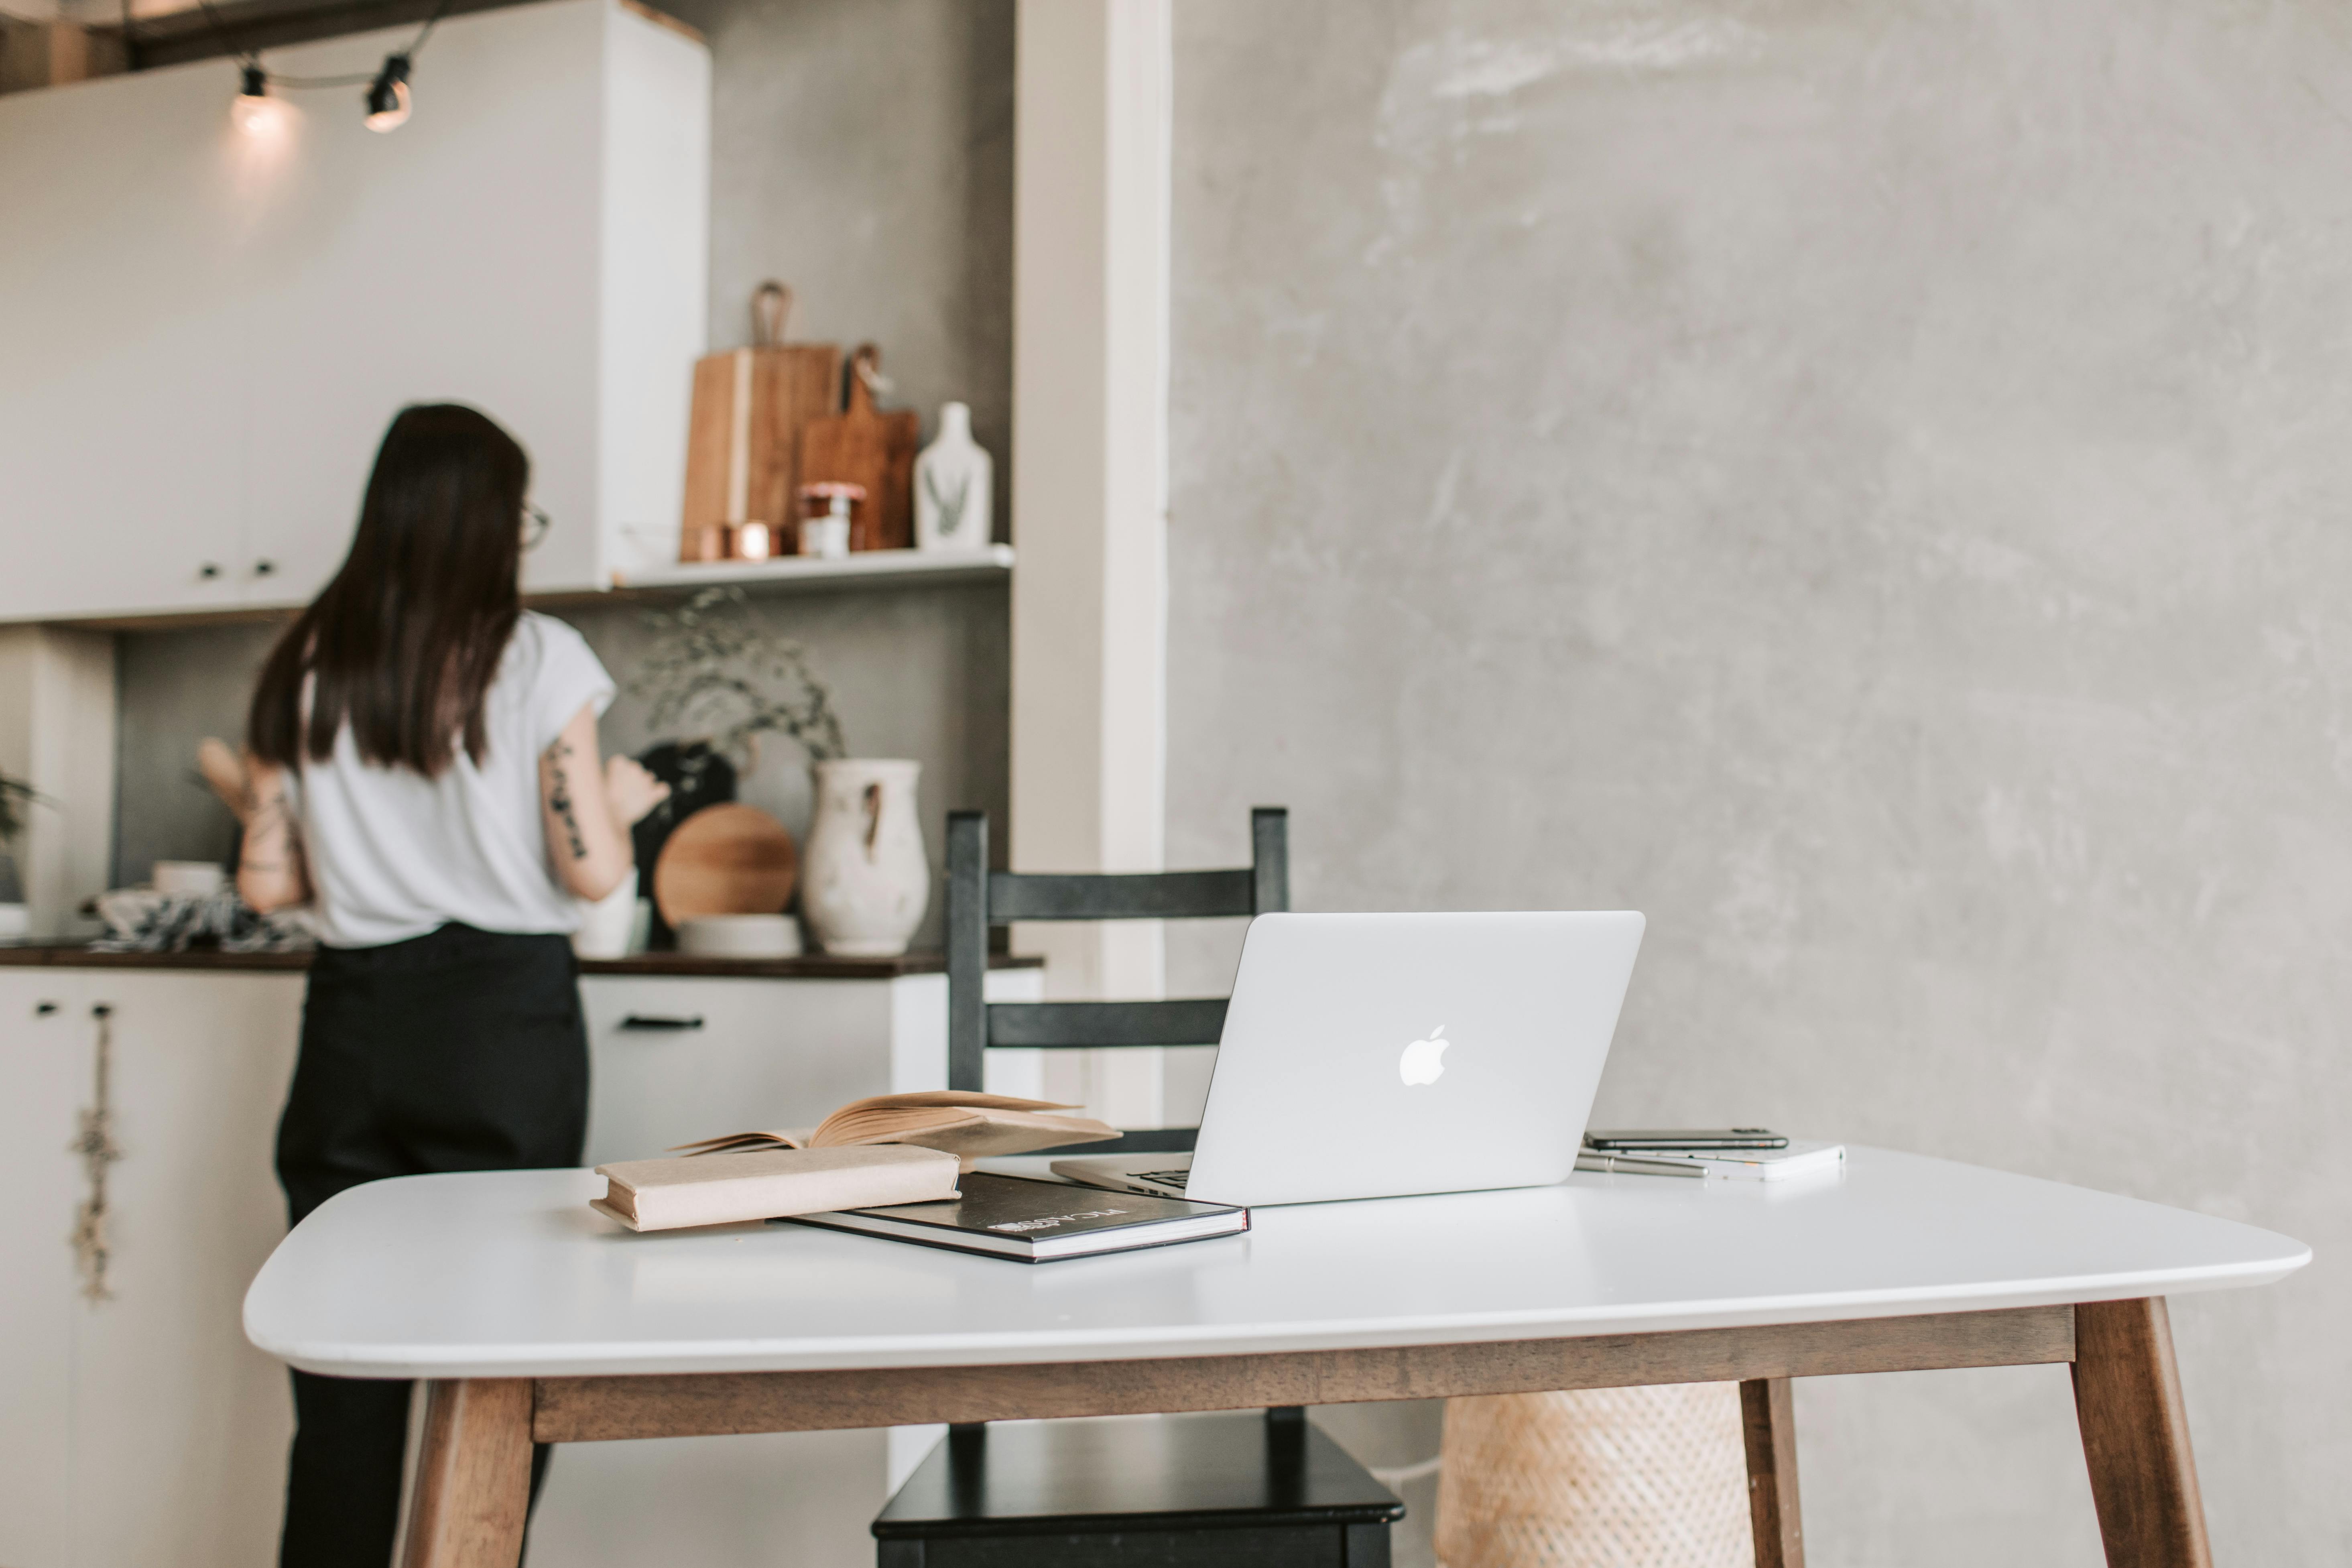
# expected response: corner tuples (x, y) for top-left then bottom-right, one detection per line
(238, 793), (294, 874)
(546, 739), (589, 860)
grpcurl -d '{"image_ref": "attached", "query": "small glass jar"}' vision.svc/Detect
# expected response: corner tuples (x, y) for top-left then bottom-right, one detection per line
(797, 482), (865, 560)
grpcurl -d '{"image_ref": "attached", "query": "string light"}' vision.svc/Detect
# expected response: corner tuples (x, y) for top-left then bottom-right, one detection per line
(364, 55), (411, 133)
(230, 63), (288, 137)
(209, 0), (447, 134)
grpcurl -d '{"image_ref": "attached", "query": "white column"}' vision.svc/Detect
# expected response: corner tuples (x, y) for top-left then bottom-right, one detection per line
(1009, 0), (1172, 1127)
(0, 626), (116, 938)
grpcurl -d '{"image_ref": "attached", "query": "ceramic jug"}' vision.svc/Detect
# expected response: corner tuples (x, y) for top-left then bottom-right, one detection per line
(801, 759), (929, 956)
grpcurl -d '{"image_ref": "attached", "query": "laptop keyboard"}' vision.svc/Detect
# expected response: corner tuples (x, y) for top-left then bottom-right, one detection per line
(1134, 1169), (1191, 1190)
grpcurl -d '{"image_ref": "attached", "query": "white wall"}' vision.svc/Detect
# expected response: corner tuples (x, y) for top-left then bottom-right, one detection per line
(0, 626), (114, 935)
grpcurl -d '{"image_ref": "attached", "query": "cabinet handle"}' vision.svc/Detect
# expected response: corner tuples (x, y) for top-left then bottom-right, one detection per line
(254, 559), (276, 576)
(36, 1001), (60, 1016)
(618, 1013), (705, 1031)
(198, 562), (221, 580)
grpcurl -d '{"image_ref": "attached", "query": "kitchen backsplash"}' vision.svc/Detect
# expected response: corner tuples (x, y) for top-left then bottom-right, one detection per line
(110, 584), (1008, 952)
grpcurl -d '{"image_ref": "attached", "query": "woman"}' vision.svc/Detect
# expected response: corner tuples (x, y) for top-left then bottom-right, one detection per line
(231, 403), (667, 1567)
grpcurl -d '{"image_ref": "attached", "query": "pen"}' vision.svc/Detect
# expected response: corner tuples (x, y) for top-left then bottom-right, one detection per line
(1575, 1151), (1706, 1179)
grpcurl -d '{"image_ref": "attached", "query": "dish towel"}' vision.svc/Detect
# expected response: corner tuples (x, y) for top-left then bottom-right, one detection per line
(91, 886), (318, 952)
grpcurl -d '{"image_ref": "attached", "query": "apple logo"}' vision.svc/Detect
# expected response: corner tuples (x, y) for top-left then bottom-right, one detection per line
(1397, 1025), (1450, 1086)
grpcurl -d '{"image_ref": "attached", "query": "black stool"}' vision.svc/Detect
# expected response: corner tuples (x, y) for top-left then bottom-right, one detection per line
(874, 1408), (1404, 1567)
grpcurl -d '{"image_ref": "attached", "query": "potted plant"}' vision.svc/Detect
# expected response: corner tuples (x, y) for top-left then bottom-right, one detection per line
(0, 768), (37, 942)
(632, 588), (929, 956)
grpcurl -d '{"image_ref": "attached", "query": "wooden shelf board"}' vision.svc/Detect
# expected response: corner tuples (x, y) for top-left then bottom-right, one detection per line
(39, 546), (1014, 630)
(610, 545), (1013, 594)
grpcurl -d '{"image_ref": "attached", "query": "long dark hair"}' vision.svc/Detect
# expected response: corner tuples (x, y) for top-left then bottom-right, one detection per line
(249, 404), (529, 777)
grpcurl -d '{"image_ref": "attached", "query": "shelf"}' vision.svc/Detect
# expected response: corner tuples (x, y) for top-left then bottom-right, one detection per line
(47, 547), (1016, 630)
(610, 545), (1013, 594)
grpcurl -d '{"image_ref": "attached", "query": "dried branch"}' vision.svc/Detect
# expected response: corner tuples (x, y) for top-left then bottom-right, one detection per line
(628, 588), (848, 767)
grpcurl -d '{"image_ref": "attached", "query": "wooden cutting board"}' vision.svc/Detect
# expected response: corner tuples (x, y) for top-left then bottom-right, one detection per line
(679, 283), (841, 559)
(652, 803), (799, 926)
(798, 343), (917, 551)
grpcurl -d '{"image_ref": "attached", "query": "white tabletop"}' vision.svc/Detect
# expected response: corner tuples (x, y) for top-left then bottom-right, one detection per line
(242, 1148), (2308, 1379)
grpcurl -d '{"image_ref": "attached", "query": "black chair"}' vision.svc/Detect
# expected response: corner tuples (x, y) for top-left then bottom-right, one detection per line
(874, 807), (1403, 1567)
(875, 1407), (1403, 1567)
(944, 804), (1290, 1146)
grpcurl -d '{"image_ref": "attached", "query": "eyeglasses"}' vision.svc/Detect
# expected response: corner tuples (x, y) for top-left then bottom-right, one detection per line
(522, 503), (552, 553)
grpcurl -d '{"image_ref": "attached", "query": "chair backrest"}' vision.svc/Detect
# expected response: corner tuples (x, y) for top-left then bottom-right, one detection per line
(944, 808), (1289, 1113)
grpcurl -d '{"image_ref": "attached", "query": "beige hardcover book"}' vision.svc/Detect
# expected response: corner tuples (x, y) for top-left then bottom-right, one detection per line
(667, 1091), (1120, 1165)
(591, 1144), (958, 1232)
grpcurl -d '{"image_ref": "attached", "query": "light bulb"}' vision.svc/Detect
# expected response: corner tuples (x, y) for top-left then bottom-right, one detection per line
(232, 65), (288, 137)
(364, 57), (412, 133)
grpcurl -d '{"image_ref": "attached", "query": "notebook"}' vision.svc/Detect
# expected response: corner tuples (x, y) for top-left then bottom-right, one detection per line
(778, 1171), (1248, 1262)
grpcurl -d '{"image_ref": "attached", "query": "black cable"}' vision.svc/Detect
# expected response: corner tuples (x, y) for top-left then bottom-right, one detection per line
(193, 0), (259, 67)
(202, 0), (458, 93)
(405, 0), (455, 59)
(261, 69), (378, 87)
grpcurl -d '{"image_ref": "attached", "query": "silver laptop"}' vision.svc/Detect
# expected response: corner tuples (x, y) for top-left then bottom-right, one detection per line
(1053, 911), (1644, 1207)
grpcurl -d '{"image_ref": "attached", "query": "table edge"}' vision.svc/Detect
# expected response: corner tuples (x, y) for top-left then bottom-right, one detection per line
(246, 1249), (2309, 1380)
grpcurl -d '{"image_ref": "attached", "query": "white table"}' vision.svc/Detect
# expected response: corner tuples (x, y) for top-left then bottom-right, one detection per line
(244, 1148), (2307, 1568)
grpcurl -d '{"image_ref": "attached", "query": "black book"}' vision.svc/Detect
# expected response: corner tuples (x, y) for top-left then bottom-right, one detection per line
(777, 1171), (1248, 1262)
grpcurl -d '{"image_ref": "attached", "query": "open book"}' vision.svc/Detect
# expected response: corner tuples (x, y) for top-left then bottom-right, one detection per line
(669, 1091), (1120, 1166)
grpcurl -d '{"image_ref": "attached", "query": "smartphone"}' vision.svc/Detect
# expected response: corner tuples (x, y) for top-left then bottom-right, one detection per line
(1583, 1128), (1788, 1151)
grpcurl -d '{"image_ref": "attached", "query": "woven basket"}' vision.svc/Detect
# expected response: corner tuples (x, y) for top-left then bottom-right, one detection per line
(1434, 1383), (1751, 1568)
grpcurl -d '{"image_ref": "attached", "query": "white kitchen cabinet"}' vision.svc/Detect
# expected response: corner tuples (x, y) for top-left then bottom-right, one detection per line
(0, 0), (708, 623)
(0, 966), (304, 1568)
(0, 958), (1034, 1568)
(575, 967), (1043, 1165)
(0, 979), (86, 1568)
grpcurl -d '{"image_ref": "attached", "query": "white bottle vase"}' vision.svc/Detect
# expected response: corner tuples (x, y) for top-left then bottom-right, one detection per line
(801, 759), (929, 956)
(914, 402), (993, 551)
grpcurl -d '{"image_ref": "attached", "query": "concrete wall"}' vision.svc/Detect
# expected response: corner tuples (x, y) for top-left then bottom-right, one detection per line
(661, 0), (1014, 534)
(1168, 1), (2352, 1562)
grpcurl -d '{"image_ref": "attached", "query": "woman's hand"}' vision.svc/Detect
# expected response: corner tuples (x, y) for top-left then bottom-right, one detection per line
(603, 754), (671, 832)
(197, 737), (250, 822)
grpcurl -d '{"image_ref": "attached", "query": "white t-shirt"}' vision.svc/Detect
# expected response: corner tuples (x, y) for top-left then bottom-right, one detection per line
(284, 612), (616, 948)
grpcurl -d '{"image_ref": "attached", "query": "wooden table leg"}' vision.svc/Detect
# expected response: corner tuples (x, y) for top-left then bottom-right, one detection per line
(2072, 1298), (2212, 1568)
(1740, 1377), (1805, 1568)
(400, 1378), (534, 1568)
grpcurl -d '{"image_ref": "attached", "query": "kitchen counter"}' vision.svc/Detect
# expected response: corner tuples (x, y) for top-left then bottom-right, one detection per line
(0, 944), (1042, 979)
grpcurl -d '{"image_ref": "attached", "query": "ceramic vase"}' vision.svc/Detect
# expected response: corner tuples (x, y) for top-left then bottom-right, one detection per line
(913, 403), (993, 552)
(801, 759), (929, 956)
